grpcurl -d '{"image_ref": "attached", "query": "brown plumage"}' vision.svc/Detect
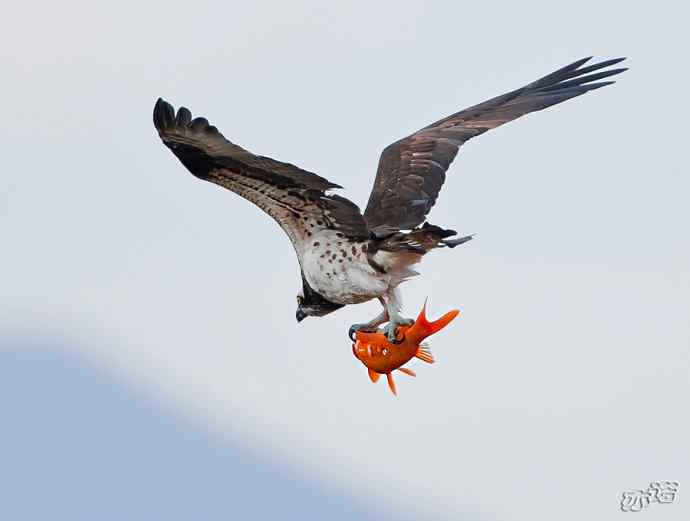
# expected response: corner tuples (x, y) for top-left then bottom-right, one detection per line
(153, 56), (626, 341)
(364, 57), (627, 234)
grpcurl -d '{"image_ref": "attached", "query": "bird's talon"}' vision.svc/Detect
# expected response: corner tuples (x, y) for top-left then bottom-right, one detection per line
(388, 330), (404, 344)
(349, 323), (379, 341)
(383, 321), (409, 344)
(383, 315), (414, 343)
(348, 326), (357, 341)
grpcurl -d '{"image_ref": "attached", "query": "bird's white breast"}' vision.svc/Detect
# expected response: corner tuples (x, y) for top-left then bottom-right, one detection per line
(301, 231), (388, 305)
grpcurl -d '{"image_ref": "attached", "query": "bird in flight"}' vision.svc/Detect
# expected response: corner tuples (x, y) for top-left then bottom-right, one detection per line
(154, 56), (626, 342)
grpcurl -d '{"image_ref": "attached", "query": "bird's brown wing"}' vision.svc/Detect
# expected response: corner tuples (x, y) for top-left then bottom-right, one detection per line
(153, 99), (368, 257)
(363, 57), (627, 233)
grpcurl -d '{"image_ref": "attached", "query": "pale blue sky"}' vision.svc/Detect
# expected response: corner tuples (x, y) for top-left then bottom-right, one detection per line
(1, 1), (688, 520)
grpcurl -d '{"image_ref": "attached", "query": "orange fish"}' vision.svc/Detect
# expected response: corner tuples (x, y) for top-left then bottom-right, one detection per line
(351, 303), (459, 395)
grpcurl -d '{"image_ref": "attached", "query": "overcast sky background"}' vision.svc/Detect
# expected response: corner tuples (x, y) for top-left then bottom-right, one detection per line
(1, 1), (688, 520)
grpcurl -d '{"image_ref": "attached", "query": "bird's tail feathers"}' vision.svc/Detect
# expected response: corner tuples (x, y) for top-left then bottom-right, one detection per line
(442, 234), (475, 248)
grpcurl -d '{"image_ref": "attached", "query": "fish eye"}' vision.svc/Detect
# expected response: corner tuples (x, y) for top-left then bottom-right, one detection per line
(296, 295), (304, 305)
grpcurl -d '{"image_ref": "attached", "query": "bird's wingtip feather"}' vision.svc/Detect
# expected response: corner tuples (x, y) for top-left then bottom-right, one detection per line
(153, 97), (176, 131)
(585, 80), (617, 91)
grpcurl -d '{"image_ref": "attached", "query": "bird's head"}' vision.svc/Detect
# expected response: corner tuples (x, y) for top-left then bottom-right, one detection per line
(295, 290), (344, 322)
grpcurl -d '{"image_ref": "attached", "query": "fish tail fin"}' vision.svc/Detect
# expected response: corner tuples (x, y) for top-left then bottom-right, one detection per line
(417, 300), (459, 336)
(407, 299), (460, 344)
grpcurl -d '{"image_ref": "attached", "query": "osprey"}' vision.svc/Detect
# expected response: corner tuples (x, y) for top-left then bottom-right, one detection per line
(153, 56), (626, 342)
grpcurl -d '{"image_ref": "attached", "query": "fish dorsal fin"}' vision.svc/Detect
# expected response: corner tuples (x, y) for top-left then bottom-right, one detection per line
(415, 343), (435, 364)
(368, 368), (380, 383)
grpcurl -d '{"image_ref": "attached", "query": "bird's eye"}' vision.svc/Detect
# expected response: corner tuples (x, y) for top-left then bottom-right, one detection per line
(296, 295), (303, 304)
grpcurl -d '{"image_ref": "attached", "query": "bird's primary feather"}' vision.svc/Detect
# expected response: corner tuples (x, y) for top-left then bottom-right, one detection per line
(153, 56), (626, 322)
(363, 57), (627, 233)
(153, 98), (369, 259)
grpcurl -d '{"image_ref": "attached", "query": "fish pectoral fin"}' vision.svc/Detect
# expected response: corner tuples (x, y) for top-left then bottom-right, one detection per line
(386, 373), (397, 396)
(368, 368), (380, 383)
(397, 367), (416, 377)
(415, 343), (435, 364)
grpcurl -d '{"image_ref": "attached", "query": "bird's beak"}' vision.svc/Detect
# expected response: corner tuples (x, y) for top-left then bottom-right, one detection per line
(296, 308), (307, 323)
